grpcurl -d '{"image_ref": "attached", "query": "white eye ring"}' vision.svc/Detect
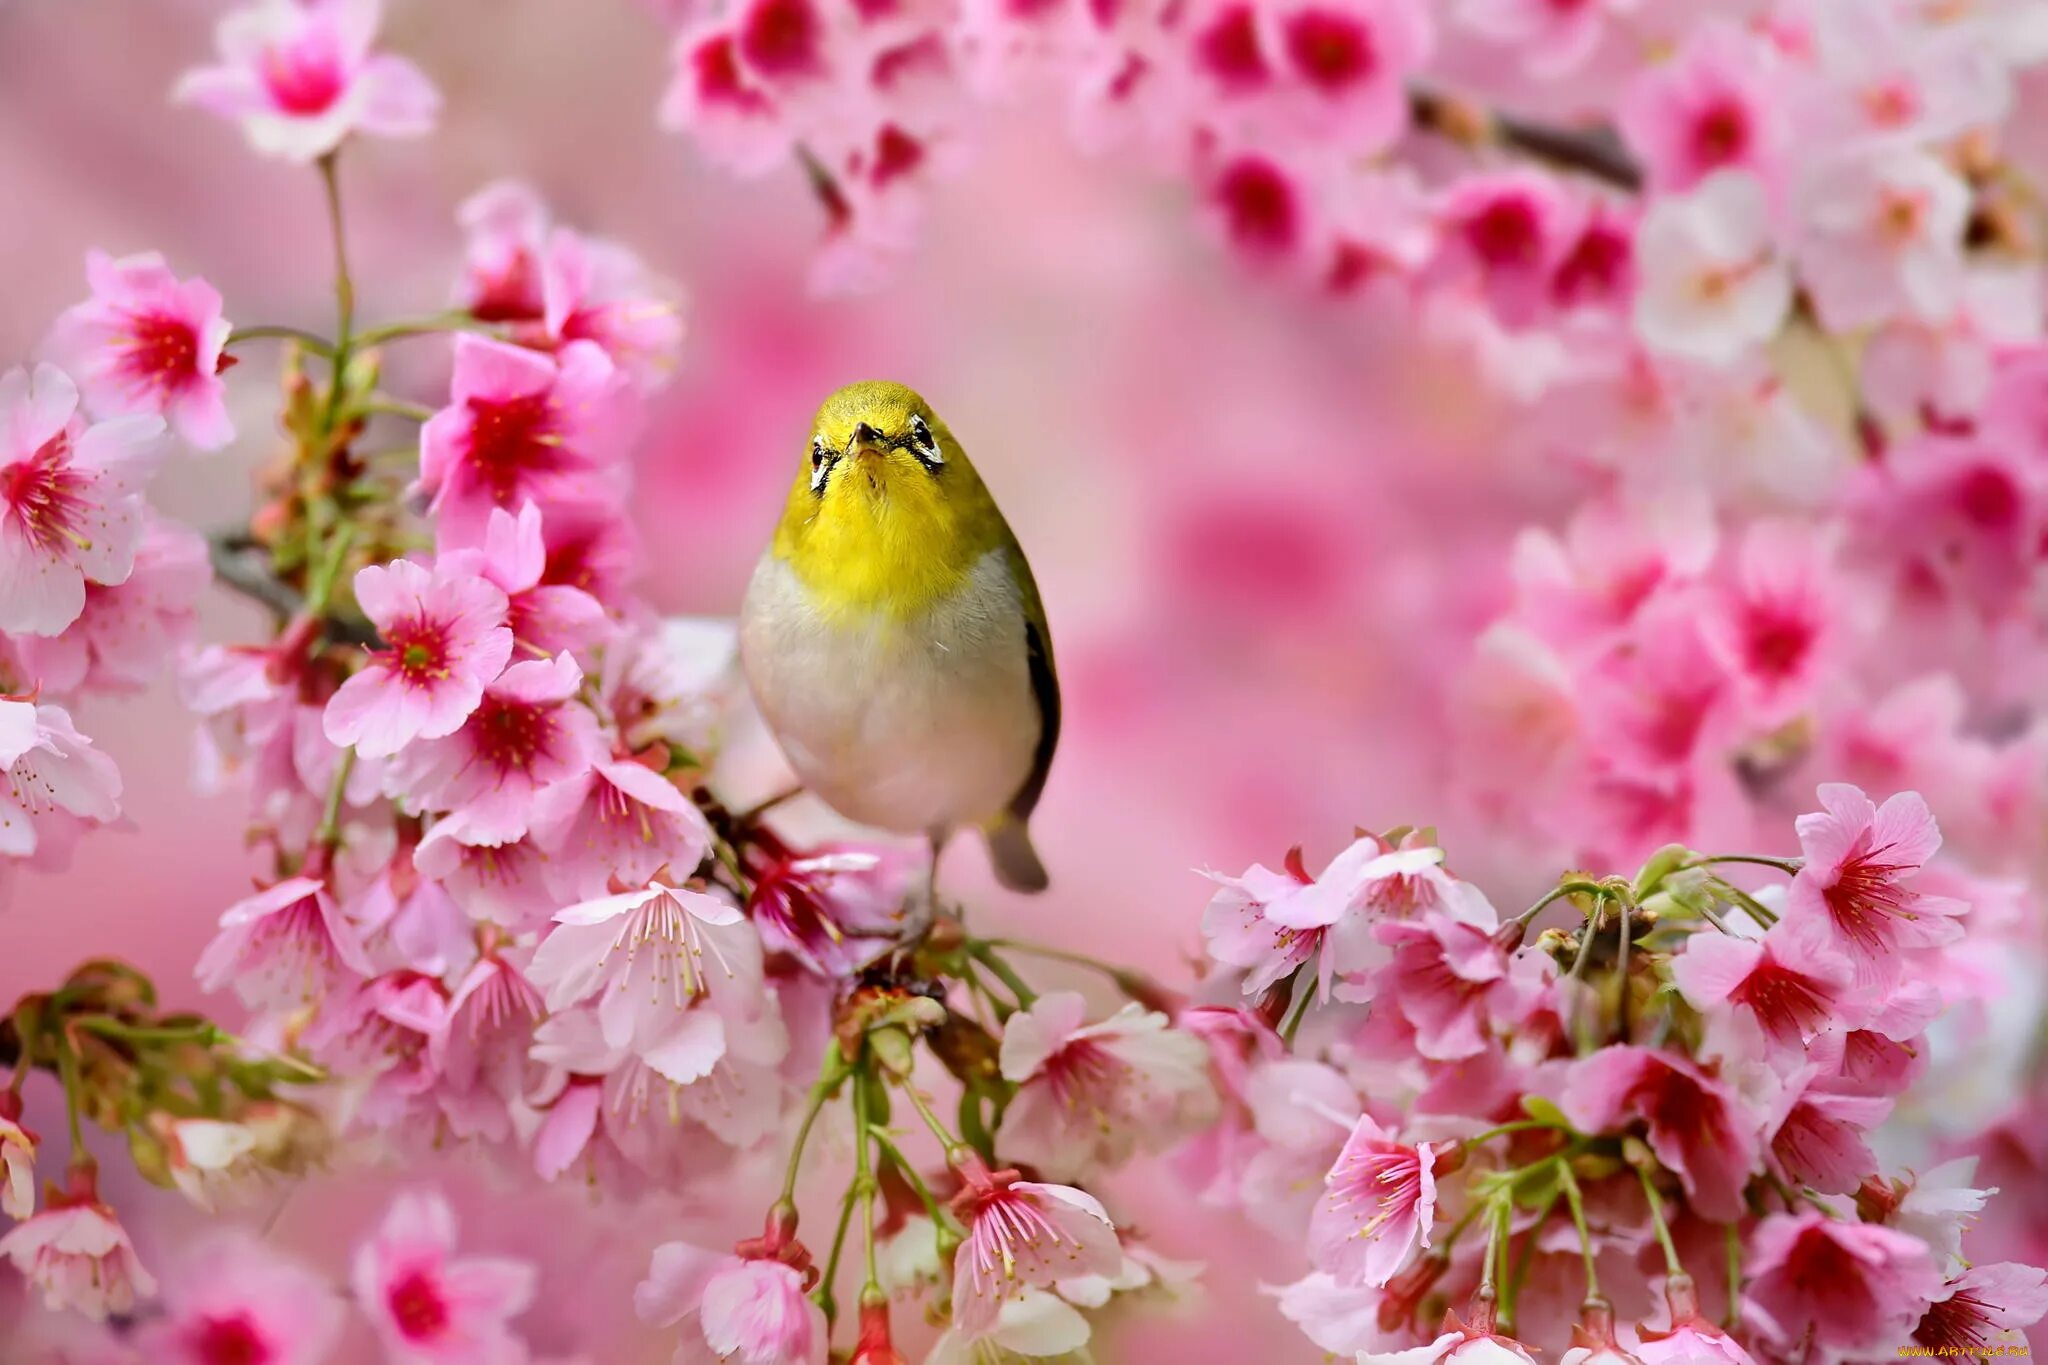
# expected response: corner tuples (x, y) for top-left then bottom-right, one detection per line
(910, 415), (943, 465)
(809, 437), (832, 491)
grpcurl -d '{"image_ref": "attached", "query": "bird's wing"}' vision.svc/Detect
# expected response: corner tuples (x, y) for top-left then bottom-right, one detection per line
(1005, 540), (1060, 822)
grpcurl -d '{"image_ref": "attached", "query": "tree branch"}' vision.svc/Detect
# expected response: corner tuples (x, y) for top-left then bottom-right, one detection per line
(207, 532), (381, 649)
(1410, 87), (1644, 194)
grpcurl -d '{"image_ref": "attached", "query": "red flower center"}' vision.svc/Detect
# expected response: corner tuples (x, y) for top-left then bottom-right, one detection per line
(740, 0), (823, 77)
(1215, 158), (1298, 255)
(871, 125), (924, 189)
(694, 35), (773, 112)
(465, 392), (561, 507)
(1821, 841), (1916, 949)
(1690, 98), (1752, 169)
(2, 434), (94, 559)
(261, 39), (347, 116)
(1284, 9), (1376, 92)
(120, 311), (202, 391)
(191, 1313), (272, 1365)
(388, 1267), (451, 1341)
(1744, 605), (1814, 680)
(381, 618), (453, 689)
(1553, 222), (1631, 305)
(470, 693), (555, 775)
(1196, 6), (1268, 91)
(1463, 196), (1544, 269)
(1953, 464), (2020, 530)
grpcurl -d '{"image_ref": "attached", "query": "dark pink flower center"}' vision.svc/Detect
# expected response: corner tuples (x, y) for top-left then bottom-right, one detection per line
(740, 0), (824, 77)
(1327, 1142), (1423, 1238)
(1913, 1289), (1996, 1356)
(871, 125), (924, 189)
(1743, 605), (1814, 681)
(465, 392), (562, 507)
(694, 35), (773, 112)
(2, 434), (94, 559)
(119, 311), (202, 392)
(1463, 196), (1544, 269)
(381, 617), (454, 689)
(470, 693), (555, 775)
(1039, 1037), (1126, 1108)
(1553, 222), (1631, 305)
(388, 1267), (451, 1341)
(261, 38), (348, 116)
(1196, 6), (1268, 91)
(1953, 464), (2020, 530)
(1690, 98), (1752, 170)
(1285, 9), (1375, 92)
(1215, 158), (1298, 255)
(190, 1313), (271, 1365)
(1821, 840), (1916, 951)
(1734, 956), (1835, 1044)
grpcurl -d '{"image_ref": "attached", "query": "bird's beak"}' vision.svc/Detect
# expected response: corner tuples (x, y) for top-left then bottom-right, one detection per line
(847, 423), (886, 460)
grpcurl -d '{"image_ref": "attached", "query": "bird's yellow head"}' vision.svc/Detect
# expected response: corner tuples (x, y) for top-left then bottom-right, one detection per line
(771, 381), (1005, 618)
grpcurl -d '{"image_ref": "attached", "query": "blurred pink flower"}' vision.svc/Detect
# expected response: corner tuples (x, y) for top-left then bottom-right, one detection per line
(1632, 171), (1790, 367)
(1696, 520), (1839, 726)
(1787, 784), (1966, 991)
(634, 1241), (828, 1365)
(746, 840), (915, 977)
(321, 559), (513, 759)
(43, 251), (234, 451)
(1431, 171), (1577, 328)
(0, 1093), (37, 1220)
(995, 991), (1215, 1180)
(1562, 1046), (1761, 1221)
(542, 230), (685, 392)
(174, 0), (439, 163)
(456, 181), (550, 323)
(660, 26), (794, 177)
(1636, 1276), (1755, 1365)
(1359, 1307), (1538, 1365)
(1305, 1114), (1436, 1288)
(14, 515), (209, 694)
(136, 1232), (345, 1365)
(0, 1197), (156, 1321)
(1743, 1211), (1943, 1355)
(386, 653), (600, 842)
(352, 1190), (536, 1365)
(1797, 151), (1970, 332)
(418, 337), (635, 545)
(1457, 0), (1625, 77)
(0, 697), (123, 858)
(195, 875), (373, 1008)
(1618, 22), (1787, 193)
(948, 1167), (1121, 1338)
(0, 364), (166, 638)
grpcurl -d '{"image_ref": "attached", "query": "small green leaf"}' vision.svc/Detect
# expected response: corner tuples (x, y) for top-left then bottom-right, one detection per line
(1519, 1095), (1571, 1130)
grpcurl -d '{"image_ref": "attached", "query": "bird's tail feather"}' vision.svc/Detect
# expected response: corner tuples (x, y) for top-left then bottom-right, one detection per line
(985, 817), (1049, 893)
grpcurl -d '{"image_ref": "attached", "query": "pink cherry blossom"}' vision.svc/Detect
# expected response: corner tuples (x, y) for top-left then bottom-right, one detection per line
(0, 363), (166, 637)
(745, 841), (916, 977)
(0, 1198), (156, 1321)
(43, 251), (234, 451)
(13, 515), (209, 694)
(1457, 0), (1625, 77)
(1797, 150), (1970, 331)
(0, 1094), (37, 1219)
(1636, 1275), (1756, 1365)
(321, 559), (514, 759)
(194, 875), (373, 1008)
(1305, 1114), (1436, 1288)
(1765, 1061), (1889, 1194)
(1248, 0), (1435, 151)
(949, 1167), (1121, 1338)
(660, 24), (795, 178)
(303, 972), (450, 1131)
(174, 0), (440, 163)
(1201, 857), (1322, 995)
(1909, 1262), (2048, 1362)
(418, 337), (636, 544)
(136, 1232), (345, 1365)
(1618, 23), (1788, 194)
(1358, 1307), (1538, 1365)
(351, 1190), (536, 1365)
(385, 653), (600, 842)
(541, 229), (685, 391)
(431, 955), (545, 1140)
(411, 818), (559, 928)
(526, 879), (758, 1051)
(1370, 914), (1513, 1061)
(995, 991), (1215, 1180)
(1786, 784), (1967, 991)
(527, 755), (714, 902)
(455, 181), (550, 323)
(1562, 1046), (1762, 1221)
(0, 697), (123, 858)
(634, 1241), (828, 1365)
(1632, 171), (1791, 367)
(438, 503), (611, 657)
(1695, 520), (1839, 726)
(1430, 172), (1578, 328)
(1670, 911), (1853, 1054)
(1743, 1211), (1944, 1355)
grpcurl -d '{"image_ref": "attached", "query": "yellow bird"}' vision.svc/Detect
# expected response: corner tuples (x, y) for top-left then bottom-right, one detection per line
(739, 380), (1059, 895)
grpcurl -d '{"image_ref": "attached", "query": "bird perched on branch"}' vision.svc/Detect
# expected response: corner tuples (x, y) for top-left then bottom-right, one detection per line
(739, 380), (1059, 898)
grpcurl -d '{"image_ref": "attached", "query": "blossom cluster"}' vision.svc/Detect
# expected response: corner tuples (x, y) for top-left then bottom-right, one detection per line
(1187, 787), (2048, 1364)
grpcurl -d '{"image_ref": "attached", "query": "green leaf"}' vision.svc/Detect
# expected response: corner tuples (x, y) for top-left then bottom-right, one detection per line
(1520, 1095), (1571, 1129)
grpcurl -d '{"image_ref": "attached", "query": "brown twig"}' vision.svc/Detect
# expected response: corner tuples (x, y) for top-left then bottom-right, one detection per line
(1410, 87), (1645, 194)
(206, 531), (381, 649)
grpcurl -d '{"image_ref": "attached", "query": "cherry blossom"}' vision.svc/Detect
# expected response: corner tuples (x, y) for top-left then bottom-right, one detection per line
(44, 252), (234, 451)
(949, 1167), (1121, 1338)
(351, 1190), (536, 1365)
(320, 559), (513, 759)
(0, 1198), (156, 1321)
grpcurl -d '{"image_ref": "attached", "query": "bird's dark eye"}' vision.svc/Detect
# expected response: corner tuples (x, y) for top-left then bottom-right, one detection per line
(811, 440), (827, 468)
(809, 437), (834, 493)
(908, 415), (943, 468)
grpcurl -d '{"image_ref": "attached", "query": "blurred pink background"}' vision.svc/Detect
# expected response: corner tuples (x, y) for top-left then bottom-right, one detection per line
(0, 2), (1578, 1358)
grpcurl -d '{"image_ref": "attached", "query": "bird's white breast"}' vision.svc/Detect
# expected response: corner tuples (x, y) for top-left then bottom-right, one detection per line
(738, 550), (1041, 836)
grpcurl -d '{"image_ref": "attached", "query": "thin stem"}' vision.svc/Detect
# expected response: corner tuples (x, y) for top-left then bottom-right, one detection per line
(978, 938), (1163, 999)
(967, 944), (1036, 1008)
(1712, 879), (1780, 929)
(734, 786), (804, 824)
(1479, 1196), (1507, 1295)
(869, 1125), (947, 1228)
(1691, 854), (1803, 876)
(1280, 972), (1316, 1044)
(814, 1176), (859, 1322)
(1723, 1222), (1742, 1330)
(1501, 1189), (1557, 1332)
(897, 1078), (963, 1156)
(313, 748), (357, 855)
(318, 153), (355, 359)
(779, 1052), (847, 1205)
(351, 311), (506, 348)
(1616, 890), (1634, 1042)
(55, 1037), (86, 1154)
(225, 325), (335, 356)
(1636, 1165), (1684, 1276)
(1463, 1119), (1556, 1148)
(855, 1075), (882, 1295)
(73, 1018), (218, 1046)
(1558, 1162), (1600, 1298)
(1515, 881), (1608, 927)
(356, 396), (435, 423)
